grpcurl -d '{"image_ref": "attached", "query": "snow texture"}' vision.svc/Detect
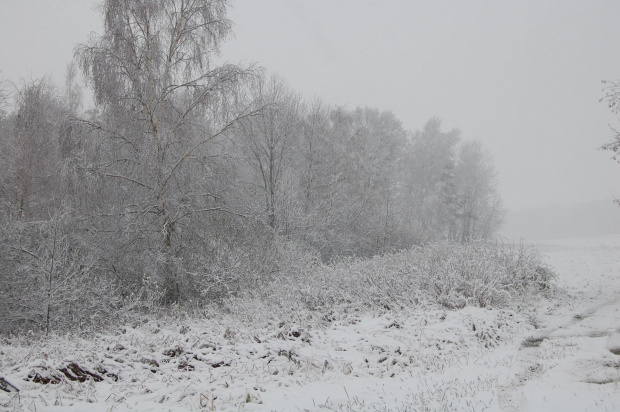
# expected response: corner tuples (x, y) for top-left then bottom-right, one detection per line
(1, 235), (620, 411)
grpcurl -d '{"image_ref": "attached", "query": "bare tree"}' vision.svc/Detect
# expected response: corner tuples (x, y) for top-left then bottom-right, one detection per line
(402, 118), (460, 242)
(0, 76), (13, 216)
(601, 79), (620, 160)
(451, 141), (504, 242)
(0, 76), (122, 333)
(305, 107), (407, 256)
(63, 62), (83, 114)
(236, 74), (303, 232)
(3, 79), (63, 221)
(77, 0), (258, 303)
(600, 80), (620, 205)
(0, 75), (9, 120)
(295, 99), (343, 253)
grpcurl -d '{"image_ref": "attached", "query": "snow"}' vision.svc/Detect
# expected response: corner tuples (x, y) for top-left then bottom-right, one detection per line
(2, 234), (620, 411)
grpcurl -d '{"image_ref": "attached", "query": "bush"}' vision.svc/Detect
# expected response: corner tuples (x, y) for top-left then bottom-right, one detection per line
(223, 240), (555, 322)
(0, 215), (126, 334)
(0, 227), (554, 334)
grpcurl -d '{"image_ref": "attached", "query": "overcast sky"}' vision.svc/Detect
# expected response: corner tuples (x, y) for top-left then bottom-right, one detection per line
(1, 0), (619, 212)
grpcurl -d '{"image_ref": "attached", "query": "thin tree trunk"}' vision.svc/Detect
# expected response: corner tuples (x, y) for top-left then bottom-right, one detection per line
(46, 221), (58, 336)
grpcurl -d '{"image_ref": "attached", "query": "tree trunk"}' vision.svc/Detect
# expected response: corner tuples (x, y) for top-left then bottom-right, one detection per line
(158, 197), (178, 304)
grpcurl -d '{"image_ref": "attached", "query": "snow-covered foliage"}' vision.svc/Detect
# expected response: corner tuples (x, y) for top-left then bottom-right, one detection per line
(0, 234), (551, 335)
(3, 234), (620, 411)
(224, 240), (554, 328)
(4, 235), (549, 409)
(0, 17), (507, 320)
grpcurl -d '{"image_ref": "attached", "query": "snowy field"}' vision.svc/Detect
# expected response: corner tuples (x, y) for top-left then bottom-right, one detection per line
(2, 235), (620, 411)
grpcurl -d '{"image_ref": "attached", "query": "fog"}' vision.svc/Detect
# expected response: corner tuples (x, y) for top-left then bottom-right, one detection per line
(1, 0), (619, 215)
(2, 4), (620, 408)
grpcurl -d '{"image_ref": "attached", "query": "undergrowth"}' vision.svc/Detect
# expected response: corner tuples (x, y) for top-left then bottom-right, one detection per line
(1, 240), (554, 336)
(223, 240), (555, 325)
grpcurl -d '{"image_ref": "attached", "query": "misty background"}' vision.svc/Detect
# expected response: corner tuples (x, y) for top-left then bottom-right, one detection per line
(1, 0), (619, 240)
(0, 4), (618, 410)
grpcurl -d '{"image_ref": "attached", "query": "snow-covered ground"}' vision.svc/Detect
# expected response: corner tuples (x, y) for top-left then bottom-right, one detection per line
(2, 235), (620, 411)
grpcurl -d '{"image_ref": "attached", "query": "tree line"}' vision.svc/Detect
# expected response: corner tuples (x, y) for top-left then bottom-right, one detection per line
(0, 0), (503, 331)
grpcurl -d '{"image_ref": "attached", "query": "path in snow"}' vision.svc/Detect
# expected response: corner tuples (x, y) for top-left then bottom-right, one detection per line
(497, 234), (620, 412)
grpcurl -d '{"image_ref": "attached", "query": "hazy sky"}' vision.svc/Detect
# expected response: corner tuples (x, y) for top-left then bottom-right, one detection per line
(1, 0), (619, 211)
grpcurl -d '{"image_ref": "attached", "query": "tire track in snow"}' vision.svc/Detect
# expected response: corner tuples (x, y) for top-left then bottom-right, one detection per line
(499, 295), (620, 411)
(522, 296), (620, 347)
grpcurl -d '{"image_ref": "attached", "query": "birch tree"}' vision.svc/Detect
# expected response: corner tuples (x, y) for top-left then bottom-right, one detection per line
(77, 0), (256, 303)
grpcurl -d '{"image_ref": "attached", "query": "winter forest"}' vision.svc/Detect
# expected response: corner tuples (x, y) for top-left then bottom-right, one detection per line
(4, 1), (620, 411)
(0, 0), (508, 330)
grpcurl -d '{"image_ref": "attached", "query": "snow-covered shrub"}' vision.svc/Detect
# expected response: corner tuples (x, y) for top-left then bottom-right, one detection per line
(415, 241), (553, 309)
(223, 240), (555, 323)
(494, 240), (556, 291)
(0, 215), (125, 334)
(412, 241), (554, 309)
(187, 235), (283, 304)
